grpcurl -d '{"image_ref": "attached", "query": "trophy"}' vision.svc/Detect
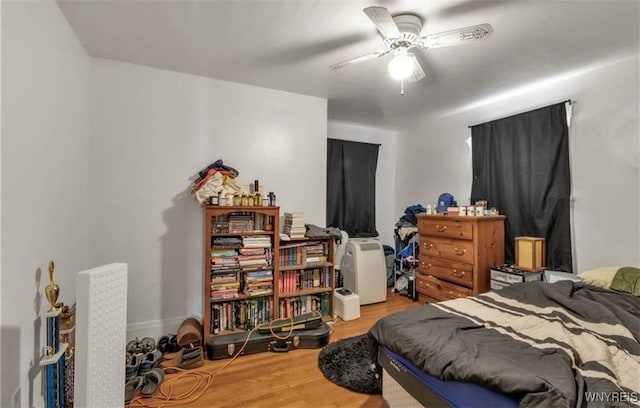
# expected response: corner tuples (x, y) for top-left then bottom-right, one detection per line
(40, 260), (66, 408)
(45, 261), (60, 312)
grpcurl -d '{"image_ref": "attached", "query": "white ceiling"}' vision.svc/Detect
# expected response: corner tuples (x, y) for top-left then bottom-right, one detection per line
(57, 0), (639, 130)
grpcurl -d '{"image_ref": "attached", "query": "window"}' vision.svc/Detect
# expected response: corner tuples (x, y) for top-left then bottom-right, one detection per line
(326, 139), (379, 238)
(470, 102), (573, 272)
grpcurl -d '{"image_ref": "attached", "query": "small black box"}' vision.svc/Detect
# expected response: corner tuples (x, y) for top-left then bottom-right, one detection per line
(490, 265), (543, 285)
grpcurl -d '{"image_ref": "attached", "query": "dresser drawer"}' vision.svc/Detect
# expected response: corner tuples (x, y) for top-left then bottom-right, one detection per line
(421, 237), (474, 264)
(418, 219), (473, 241)
(418, 255), (474, 288)
(415, 273), (472, 301)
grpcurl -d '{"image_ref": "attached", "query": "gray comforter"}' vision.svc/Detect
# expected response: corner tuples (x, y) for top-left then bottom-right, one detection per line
(368, 281), (640, 407)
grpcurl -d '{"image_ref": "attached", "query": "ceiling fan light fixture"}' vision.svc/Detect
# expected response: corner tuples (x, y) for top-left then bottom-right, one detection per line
(388, 49), (414, 80)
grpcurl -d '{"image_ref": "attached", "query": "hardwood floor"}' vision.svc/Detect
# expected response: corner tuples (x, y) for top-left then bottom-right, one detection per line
(158, 290), (420, 408)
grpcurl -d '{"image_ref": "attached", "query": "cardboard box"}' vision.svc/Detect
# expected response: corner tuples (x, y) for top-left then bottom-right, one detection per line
(514, 237), (545, 272)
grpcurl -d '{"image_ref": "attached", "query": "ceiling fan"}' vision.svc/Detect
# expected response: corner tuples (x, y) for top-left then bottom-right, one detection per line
(329, 6), (493, 83)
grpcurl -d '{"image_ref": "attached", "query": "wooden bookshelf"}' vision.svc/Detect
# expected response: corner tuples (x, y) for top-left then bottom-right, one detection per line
(276, 236), (335, 319)
(203, 205), (280, 344)
(203, 206), (336, 343)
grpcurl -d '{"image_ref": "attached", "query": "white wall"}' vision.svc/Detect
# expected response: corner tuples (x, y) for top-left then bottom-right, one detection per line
(1, 1), (91, 407)
(327, 121), (398, 248)
(90, 59), (327, 336)
(396, 56), (640, 272)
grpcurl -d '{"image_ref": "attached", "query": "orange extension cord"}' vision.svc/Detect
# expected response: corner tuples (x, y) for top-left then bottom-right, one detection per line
(126, 312), (329, 408)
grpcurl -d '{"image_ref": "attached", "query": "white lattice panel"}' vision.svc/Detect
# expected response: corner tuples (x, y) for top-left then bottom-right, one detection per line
(74, 263), (128, 408)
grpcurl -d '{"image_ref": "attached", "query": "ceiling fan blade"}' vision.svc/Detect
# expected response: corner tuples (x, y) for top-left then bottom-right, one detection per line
(419, 23), (493, 49)
(407, 55), (425, 82)
(363, 6), (401, 39)
(329, 49), (391, 70)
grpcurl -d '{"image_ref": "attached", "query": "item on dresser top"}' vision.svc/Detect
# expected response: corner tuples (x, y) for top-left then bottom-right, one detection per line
(435, 193), (456, 213)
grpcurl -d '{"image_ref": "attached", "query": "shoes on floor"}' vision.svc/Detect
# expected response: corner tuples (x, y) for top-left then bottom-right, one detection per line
(140, 367), (165, 398)
(158, 334), (181, 353)
(127, 337), (156, 354)
(161, 345), (204, 373)
(176, 318), (203, 348)
(179, 346), (204, 369)
(124, 376), (144, 404)
(138, 349), (163, 376)
(159, 349), (183, 368)
(125, 353), (145, 382)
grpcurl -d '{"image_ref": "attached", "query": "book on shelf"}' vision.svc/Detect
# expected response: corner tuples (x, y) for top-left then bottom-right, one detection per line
(245, 270), (273, 278)
(239, 247), (266, 255)
(278, 294), (326, 318)
(212, 237), (242, 245)
(210, 292), (240, 300)
(238, 258), (268, 266)
(242, 236), (272, 248)
(244, 288), (273, 297)
(211, 256), (238, 264)
(283, 212), (305, 219)
(305, 256), (327, 265)
(283, 212), (306, 238)
(210, 277), (238, 285)
(211, 248), (237, 256)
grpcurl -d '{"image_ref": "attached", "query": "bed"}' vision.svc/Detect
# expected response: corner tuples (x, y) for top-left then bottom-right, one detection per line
(368, 278), (640, 407)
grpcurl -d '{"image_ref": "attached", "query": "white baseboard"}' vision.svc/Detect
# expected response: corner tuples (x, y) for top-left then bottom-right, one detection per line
(126, 316), (200, 342)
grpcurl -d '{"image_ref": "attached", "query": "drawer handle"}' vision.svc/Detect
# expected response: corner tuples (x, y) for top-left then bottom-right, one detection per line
(448, 291), (462, 299)
(452, 270), (465, 278)
(453, 247), (466, 256)
(425, 243), (434, 249)
(436, 225), (447, 232)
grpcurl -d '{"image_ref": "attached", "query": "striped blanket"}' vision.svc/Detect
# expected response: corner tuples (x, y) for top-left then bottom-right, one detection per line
(368, 281), (640, 407)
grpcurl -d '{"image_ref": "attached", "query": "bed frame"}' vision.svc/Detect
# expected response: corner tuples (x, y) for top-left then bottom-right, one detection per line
(379, 347), (519, 408)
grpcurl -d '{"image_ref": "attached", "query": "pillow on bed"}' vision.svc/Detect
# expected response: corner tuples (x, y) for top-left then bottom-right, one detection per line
(610, 266), (640, 296)
(576, 266), (620, 289)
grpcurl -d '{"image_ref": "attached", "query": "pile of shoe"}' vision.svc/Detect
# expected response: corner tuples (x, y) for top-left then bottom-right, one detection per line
(158, 318), (204, 372)
(123, 317), (204, 404)
(159, 345), (204, 373)
(125, 337), (165, 404)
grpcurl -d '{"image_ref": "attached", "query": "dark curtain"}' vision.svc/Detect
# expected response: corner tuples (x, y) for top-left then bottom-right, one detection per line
(327, 139), (379, 237)
(471, 102), (572, 272)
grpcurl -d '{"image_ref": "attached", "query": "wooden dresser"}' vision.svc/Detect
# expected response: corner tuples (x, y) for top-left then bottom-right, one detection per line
(415, 214), (505, 302)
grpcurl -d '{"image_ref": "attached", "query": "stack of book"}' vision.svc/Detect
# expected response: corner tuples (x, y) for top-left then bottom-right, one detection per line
(237, 247), (269, 271)
(210, 279), (240, 300)
(210, 240), (241, 300)
(244, 270), (273, 297)
(228, 214), (254, 233)
(283, 212), (306, 239)
(242, 235), (272, 248)
(303, 242), (326, 265)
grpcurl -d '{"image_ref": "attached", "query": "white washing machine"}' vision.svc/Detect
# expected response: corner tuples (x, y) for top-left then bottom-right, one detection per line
(341, 238), (387, 305)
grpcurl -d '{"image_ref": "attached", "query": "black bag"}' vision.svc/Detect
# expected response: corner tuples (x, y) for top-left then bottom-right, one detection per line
(207, 321), (330, 360)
